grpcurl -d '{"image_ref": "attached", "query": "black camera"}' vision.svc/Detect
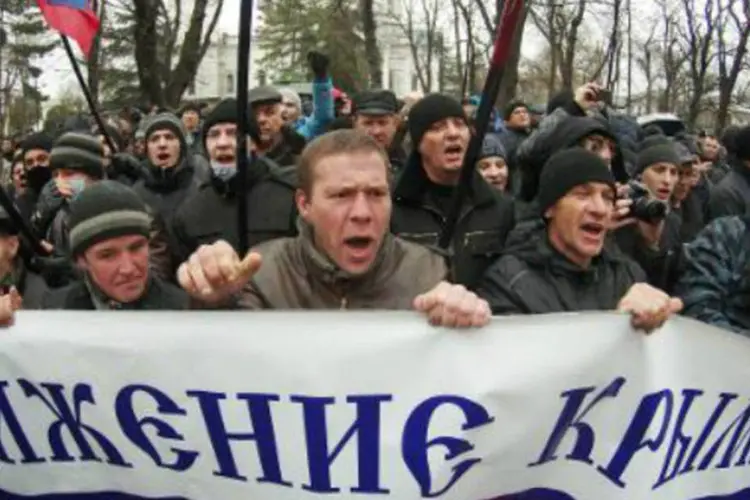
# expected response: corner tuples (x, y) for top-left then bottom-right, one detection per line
(625, 182), (668, 224)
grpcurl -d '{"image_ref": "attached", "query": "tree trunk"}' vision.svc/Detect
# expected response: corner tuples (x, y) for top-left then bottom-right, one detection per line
(163, 0), (221, 108)
(496, 3), (528, 106)
(361, 0), (382, 87)
(451, 0), (464, 93)
(133, 0), (162, 106)
(86, 0), (105, 106)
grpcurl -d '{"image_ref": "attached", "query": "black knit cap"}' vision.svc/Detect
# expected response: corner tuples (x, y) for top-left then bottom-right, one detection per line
(504, 99), (528, 120)
(201, 98), (260, 146)
(538, 148), (616, 215)
(636, 139), (681, 175)
(143, 112), (187, 152)
(68, 181), (151, 256)
(408, 94), (466, 149)
(20, 132), (54, 157)
(49, 132), (105, 179)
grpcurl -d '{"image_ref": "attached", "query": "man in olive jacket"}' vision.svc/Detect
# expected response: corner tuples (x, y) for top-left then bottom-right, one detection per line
(178, 130), (490, 327)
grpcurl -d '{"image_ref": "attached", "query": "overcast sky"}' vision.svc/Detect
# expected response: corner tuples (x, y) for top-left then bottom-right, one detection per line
(38, 0), (244, 100)
(37, 0), (657, 102)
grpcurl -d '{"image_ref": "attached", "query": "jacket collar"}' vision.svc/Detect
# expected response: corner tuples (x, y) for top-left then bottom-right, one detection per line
(144, 157), (192, 192)
(393, 152), (496, 207)
(210, 155), (271, 196)
(297, 218), (394, 291)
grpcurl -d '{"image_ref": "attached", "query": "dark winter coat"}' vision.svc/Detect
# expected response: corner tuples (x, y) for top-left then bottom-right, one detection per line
(708, 161), (750, 220)
(132, 156), (207, 223)
(391, 153), (515, 289)
(41, 275), (188, 310)
(171, 156), (298, 262)
(676, 216), (750, 334)
(614, 212), (683, 293)
(477, 224), (646, 314)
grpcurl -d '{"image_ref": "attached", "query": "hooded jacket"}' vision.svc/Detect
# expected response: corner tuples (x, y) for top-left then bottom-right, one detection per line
(391, 152), (515, 289)
(477, 223), (646, 314)
(236, 221), (447, 309)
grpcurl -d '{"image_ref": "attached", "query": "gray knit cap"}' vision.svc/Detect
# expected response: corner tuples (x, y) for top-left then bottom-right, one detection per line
(68, 181), (151, 256)
(143, 112), (187, 151)
(49, 132), (105, 179)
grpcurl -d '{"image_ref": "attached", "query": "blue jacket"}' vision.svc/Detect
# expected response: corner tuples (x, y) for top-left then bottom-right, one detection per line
(676, 216), (750, 334)
(294, 77), (334, 139)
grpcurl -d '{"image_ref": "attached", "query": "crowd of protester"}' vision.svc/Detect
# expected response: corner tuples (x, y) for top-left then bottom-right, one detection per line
(0, 50), (745, 334)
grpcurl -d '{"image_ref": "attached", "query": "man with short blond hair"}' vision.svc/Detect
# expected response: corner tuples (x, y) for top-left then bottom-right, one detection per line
(178, 129), (490, 328)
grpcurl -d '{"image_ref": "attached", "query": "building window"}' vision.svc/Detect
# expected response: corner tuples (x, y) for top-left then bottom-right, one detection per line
(226, 73), (234, 94)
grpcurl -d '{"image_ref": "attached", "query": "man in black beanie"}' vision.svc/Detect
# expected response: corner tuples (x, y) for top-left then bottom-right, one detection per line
(171, 97), (297, 262)
(16, 132), (54, 221)
(131, 111), (208, 244)
(478, 148), (682, 332)
(391, 93), (514, 289)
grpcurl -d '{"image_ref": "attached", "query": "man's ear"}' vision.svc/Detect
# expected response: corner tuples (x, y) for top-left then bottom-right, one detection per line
(544, 205), (555, 220)
(295, 188), (311, 222)
(76, 254), (88, 271)
(7, 236), (19, 260)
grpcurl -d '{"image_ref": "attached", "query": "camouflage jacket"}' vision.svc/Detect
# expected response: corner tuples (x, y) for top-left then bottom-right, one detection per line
(676, 216), (750, 334)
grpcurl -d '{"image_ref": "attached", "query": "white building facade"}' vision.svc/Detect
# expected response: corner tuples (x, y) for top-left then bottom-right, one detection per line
(185, 1), (440, 101)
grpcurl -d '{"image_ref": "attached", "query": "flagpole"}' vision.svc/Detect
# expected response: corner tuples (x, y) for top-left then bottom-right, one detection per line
(235, 0), (258, 256)
(59, 35), (116, 153)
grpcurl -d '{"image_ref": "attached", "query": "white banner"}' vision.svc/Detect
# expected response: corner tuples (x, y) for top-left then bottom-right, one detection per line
(0, 311), (749, 499)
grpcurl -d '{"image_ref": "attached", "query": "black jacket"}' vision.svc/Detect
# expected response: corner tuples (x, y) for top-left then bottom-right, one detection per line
(708, 161), (750, 220)
(477, 224), (646, 314)
(41, 275), (188, 310)
(14, 261), (48, 310)
(172, 156), (298, 262)
(391, 153), (515, 289)
(132, 156), (207, 223)
(614, 212), (683, 293)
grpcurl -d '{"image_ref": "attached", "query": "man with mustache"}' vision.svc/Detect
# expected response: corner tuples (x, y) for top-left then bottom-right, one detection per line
(177, 130), (490, 328)
(390, 93), (515, 290)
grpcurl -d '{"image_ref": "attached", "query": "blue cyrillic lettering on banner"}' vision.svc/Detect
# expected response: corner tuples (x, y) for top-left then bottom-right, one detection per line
(529, 377), (625, 468)
(290, 394), (391, 494)
(696, 399), (750, 470)
(17, 379), (130, 466)
(0, 381), (44, 464)
(598, 389), (673, 487)
(654, 390), (733, 488)
(402, 395), (494, 498)
(116, 384), (198, 471)
(187, 390), (291, 486)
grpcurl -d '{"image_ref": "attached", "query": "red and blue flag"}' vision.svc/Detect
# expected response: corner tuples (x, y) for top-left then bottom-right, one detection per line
(36, 0), (100, 58)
